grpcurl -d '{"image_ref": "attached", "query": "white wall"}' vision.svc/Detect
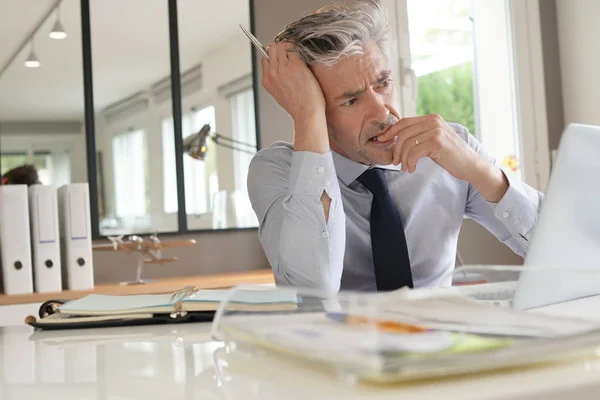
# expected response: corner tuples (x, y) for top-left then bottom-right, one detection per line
(556, 0), (600, 127)
(254, 0), (339, 148)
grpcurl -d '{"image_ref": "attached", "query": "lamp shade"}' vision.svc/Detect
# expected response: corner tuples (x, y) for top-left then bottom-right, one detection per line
(49, 19), (67, 39)
(24, 48), (40, 68)
(183, 124), (211, 161)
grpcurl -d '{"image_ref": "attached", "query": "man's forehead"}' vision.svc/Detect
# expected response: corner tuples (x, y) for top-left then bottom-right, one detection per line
(312, 43), (389, 93)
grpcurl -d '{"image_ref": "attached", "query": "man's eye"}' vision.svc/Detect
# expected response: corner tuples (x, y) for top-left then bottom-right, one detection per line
(379, 79), (392, 88)
(343, 98), (357, 106)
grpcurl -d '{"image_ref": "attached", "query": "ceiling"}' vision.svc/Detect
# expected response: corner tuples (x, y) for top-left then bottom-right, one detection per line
(0, 0), (250, 121)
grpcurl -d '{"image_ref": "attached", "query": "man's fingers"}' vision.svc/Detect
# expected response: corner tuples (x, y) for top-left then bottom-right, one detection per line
(393, 127), (424, 166)
(406, 140), (433, 173)
(396, 119), (438, 160)
(377, 114), (433, 142)
(392, 120), (436, 165)
(285, 46), (304, 65)
(278, 41), (296, 51)
(400, 130), (436, 170)
(261, 56), (269, 88)
(267, 43), (278, 69)
(276, 42), (293, 66)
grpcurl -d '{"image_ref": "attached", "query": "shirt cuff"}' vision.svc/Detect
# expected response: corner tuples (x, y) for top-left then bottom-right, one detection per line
(488, 172), (539, 241)
(289, 151), (340, 197)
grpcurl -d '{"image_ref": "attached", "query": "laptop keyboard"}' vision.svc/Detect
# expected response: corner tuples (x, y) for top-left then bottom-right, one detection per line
(469, 289), (516, 301)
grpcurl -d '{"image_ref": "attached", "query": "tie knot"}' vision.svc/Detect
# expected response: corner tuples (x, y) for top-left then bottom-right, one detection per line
(356, 168), (389, 195)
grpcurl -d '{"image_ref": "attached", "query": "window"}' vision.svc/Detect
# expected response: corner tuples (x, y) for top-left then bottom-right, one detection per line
(388, 0), (523, 180)
(112, 129), (147, 218)
(1, 153), (28, 176)
(408, 0), (476, 135)
(34, 151), (72, 187)
(162, 105), (218, 216)
(1, 151), (71, 186)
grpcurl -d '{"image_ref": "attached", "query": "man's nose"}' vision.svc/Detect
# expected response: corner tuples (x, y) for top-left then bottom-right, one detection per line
(366, 91), (389, 126)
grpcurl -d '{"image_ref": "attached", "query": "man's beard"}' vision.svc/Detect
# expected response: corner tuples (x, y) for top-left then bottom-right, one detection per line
(329, 114), (400, 165)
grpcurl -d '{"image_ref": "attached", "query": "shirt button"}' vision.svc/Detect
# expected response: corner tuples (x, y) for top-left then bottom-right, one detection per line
(317, 167), (325, 174)
(502, 211), (510, 219)
(324, 180), (331, 186)
(322, 231), (328, 238)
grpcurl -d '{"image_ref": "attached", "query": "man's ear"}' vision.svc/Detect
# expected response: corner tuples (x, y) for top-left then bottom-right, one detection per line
(1, 177), (8, 184)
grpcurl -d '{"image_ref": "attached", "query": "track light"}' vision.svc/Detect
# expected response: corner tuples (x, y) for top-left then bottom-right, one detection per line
(24, 41), (40, 68)
(49, 6), (67, 39)
(49, 19), (67, 39)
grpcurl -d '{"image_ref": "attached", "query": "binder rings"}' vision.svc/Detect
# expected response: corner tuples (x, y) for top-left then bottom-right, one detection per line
(0, 185), (34, 295)
(29, 184), (62, 293)
(57, 183), (94, 290)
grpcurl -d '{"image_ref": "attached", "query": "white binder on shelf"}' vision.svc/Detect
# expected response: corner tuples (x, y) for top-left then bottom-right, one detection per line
(58, 183), (94, 290)
(0, 185), (34, 295)
(29, 184), (62, 293)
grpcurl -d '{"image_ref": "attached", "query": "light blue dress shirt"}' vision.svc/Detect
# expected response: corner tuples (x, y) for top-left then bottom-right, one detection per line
(247, 123), (544, 293)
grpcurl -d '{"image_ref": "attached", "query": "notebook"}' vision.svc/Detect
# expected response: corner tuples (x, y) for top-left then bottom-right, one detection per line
(29, 286), (298, 330)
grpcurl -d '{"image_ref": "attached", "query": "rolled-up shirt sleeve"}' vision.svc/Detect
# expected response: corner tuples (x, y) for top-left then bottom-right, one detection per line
(459, 125), (544, 257)
(486, 172), (542, 244)
(247, 145), (346, 294)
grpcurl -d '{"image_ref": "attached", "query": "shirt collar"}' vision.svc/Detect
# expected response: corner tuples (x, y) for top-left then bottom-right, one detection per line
(331, 150), (401, 186)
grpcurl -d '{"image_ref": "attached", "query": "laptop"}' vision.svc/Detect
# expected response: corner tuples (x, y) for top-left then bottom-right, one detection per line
(457, 123), (600, 309)
(512, 123), (600, 309)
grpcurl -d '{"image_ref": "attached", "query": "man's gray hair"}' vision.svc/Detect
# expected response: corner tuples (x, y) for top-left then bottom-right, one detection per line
(274, 2), (390, 67)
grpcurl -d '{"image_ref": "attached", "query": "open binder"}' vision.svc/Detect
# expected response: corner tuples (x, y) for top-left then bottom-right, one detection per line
(29, 285), (298, 330)
(211, 266), (600, 384)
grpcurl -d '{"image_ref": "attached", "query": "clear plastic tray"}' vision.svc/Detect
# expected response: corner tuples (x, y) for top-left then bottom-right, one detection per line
(210, 265), (600, 383)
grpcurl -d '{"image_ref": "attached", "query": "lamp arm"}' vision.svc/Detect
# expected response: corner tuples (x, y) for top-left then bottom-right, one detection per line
(211, 137), (257, 155)
(213, 132), (257, 148)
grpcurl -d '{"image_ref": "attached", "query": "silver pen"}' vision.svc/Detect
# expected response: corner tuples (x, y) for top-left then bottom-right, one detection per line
(240, 24), (270, 60)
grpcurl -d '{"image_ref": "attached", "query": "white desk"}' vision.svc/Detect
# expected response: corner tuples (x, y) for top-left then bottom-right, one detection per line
(2, 297), (600, 399)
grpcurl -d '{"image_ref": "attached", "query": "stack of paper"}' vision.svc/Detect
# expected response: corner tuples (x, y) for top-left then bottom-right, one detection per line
(353, 290), (600, 337)
(214, 289), (600, 383)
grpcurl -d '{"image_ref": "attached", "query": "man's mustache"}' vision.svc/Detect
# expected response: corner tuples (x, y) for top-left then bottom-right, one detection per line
(364, 114), (400, 139)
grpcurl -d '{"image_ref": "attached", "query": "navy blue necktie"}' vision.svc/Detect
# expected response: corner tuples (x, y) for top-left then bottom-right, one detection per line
(357, 168), (413, 291)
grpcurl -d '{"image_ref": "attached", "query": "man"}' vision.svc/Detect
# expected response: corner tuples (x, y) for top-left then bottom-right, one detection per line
(248, 2), (543, 293)
(1, 164), (41, 186)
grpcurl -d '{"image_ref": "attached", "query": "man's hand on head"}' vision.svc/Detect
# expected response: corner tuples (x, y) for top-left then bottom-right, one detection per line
(261, 42), (326, 122)
(261, 41), (329, 154)
(376, 114), (509, 202)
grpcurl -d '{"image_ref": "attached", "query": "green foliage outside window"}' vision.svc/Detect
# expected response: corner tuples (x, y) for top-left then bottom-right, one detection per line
(416, 61), (476, 136)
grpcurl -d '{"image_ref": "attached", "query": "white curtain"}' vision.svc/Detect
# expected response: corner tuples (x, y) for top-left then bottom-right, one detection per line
(231, 88), (258, 227)
(231, 89), (256, 195)
(162, 118), (178, 214)
(112, 129), (146, 217)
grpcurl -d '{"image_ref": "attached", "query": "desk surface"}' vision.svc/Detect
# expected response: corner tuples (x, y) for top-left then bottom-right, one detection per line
(3, 296), (600, 399)
(0, 269), (275, 306)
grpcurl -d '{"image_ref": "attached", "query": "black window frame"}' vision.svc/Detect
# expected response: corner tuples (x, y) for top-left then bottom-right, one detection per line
(80, 0), (261, 240)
